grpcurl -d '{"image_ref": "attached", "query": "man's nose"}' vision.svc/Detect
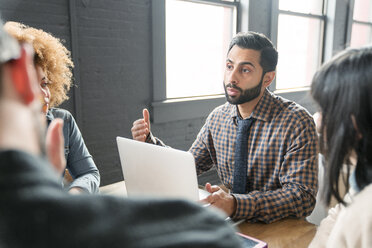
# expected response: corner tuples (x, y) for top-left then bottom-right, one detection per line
(226, 68), (238, 85)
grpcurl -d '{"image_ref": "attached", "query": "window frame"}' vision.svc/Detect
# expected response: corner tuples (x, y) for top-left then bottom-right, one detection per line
(268, 0), (326, 113)
(152, 0), (337, 124)
(346, 0), (372, 47)
(152, 0), (240, 123)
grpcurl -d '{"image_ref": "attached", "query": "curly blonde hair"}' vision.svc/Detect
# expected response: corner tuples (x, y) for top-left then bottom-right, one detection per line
(4, 21), (74, 107)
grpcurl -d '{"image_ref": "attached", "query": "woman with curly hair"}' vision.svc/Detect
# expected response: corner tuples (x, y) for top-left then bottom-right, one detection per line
(4, 21), (100, 194)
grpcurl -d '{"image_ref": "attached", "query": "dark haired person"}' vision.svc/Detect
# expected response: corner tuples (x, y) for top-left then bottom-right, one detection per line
(309, 46), (372, 247)
(0, 20), (243, 247)
(132, 31), (318, 223)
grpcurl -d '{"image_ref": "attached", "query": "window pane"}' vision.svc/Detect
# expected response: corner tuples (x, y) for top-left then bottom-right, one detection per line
(279, 0), (323, 15)
(353, 0), (372, 22)
(350, 23), (372, 47)
(166, 0), (234, 99)
(276, 14), (323, 90)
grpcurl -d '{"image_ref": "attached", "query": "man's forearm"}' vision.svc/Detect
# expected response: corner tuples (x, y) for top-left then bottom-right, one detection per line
(232, 184), (316, 223)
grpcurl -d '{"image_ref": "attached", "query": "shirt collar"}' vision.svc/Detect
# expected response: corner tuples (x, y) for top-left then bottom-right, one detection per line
(230, 88), (274, 124)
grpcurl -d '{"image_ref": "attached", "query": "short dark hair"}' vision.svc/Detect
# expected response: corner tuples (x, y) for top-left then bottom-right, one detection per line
(228, 31), (278, 73)
(311, 45), (372, 205)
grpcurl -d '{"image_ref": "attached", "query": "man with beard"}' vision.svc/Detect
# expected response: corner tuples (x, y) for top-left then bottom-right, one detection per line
(0, 19), (244, 247)
(131, 32), (318, 223)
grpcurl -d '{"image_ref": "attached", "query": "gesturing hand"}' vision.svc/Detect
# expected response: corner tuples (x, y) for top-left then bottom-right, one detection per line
(131, 108), (151, 142)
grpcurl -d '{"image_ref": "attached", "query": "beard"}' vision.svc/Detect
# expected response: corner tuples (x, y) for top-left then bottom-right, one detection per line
(224, 78), (263, 105)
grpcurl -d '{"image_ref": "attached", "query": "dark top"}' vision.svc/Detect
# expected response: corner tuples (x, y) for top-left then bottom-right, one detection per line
(0, 150), (243, 248)
(46, 108), (100, 193)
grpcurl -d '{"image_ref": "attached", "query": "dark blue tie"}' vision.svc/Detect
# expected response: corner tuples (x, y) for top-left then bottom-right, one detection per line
(233, 117), (255, 194)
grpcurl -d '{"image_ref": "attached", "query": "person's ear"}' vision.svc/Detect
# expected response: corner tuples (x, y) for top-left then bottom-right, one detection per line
(262, 71), (276, 88)
(10, 43), (38, 105)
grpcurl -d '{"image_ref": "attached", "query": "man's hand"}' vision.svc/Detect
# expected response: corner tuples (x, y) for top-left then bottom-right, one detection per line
(45, 118), (66, 174)
(203, 183), (237, 217)
(131, 108), (151, 142)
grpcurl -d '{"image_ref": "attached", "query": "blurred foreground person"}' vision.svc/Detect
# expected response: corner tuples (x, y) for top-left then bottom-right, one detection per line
(0, 19), (243, 248)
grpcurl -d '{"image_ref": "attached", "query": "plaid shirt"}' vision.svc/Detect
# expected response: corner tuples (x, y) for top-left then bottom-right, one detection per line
(150, 89), (318, 223)
(189, 89), (318, 223)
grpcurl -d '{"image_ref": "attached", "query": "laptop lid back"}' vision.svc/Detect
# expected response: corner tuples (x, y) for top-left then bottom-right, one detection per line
(116, 136), (199, 201)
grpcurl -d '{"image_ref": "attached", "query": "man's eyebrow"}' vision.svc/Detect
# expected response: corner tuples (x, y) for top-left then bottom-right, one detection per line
(226, 59), (255, 68)
(240, 61), (255, 68)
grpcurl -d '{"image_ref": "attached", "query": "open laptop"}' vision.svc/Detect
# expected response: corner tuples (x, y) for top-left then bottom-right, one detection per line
(116, 136), (209, 201)
(116, 136), (269, 246)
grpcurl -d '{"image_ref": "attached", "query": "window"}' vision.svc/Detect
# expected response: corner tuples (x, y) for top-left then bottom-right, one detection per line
(271, 0), (326, 91)
(349, 0), (372, 47)
(166, 0), (236, 99)
(152, 0), (239, 123)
